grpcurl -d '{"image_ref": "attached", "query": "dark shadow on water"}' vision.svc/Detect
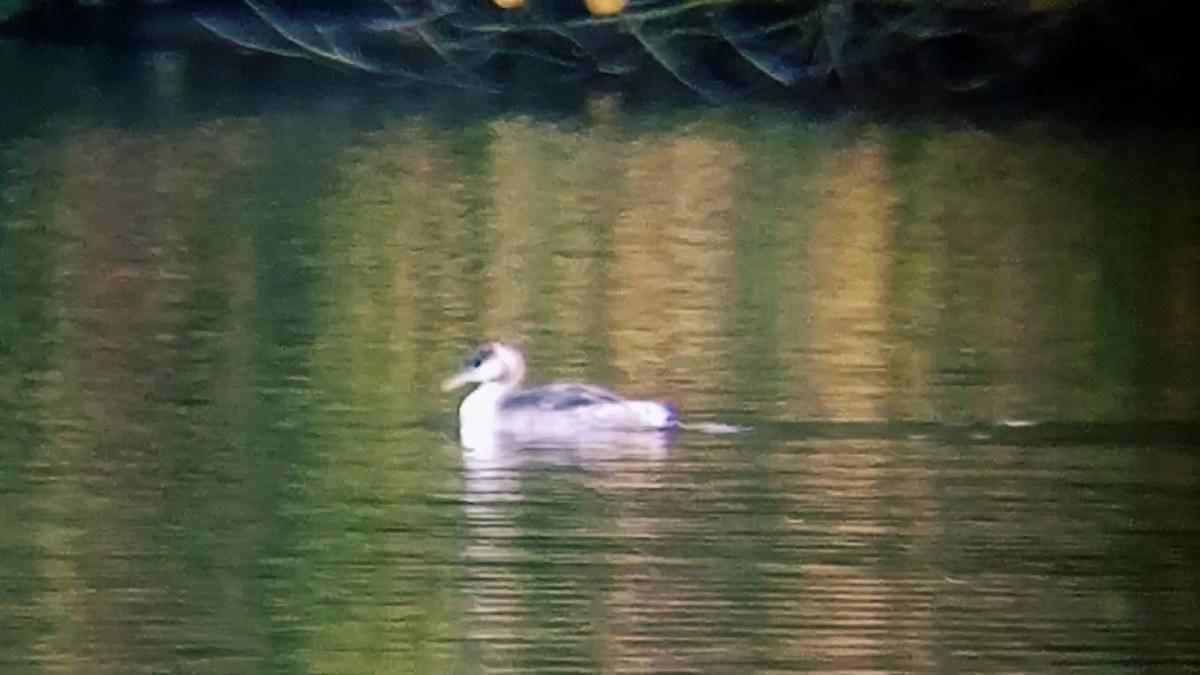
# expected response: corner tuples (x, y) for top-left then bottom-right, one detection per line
(755, 419), (1200, 448)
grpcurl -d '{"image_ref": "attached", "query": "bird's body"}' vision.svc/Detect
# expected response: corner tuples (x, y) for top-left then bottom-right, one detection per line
(442, 342), (675, 450)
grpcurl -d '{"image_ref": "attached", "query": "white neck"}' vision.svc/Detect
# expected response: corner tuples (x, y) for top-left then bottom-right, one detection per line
(458, 381), (517, 452)
(458, 380), (516, 439)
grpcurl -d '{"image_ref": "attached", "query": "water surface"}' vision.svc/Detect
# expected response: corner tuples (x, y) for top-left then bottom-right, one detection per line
(2, 42), (1199, 673)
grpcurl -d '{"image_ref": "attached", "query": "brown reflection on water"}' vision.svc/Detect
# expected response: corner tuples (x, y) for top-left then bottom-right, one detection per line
(764, 437), (939, 672)
(610, 129), (740, 406)
(479, 120), (544, 337)
(317, 120), (473, 412)
(893, 129), (1107, 420)
(4, 99), (1200, 674)
(446, 118), (744, 404)
(808, 129), (890, 421)
(473, 117), (623, 376)
(15, 112), (1200, 427)
(34, 124), (260, 671)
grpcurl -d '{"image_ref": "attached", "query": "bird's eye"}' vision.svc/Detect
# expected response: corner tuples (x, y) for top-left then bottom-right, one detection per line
(465, 344), (493, 370)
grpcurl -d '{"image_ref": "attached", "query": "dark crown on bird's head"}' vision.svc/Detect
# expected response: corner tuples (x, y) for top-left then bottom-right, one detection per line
(463, 343), (495, 369)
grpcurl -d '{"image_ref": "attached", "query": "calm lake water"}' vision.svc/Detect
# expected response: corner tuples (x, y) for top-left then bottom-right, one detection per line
(2, 42), (1199, 674)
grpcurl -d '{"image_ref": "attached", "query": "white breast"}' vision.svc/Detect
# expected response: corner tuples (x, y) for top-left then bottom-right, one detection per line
(458, 381), (509, 449)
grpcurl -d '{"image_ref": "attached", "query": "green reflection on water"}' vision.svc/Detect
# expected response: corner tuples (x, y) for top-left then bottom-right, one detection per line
(1, 83), (1198, 673)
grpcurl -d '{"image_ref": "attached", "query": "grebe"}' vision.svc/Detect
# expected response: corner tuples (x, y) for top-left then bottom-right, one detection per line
(441, 342), (675, 449)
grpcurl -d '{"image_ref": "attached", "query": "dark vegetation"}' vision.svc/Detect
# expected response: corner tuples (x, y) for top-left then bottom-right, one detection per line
(1, 0), (1195, 113)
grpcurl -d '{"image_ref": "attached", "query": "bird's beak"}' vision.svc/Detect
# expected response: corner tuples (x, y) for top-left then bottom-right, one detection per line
(441, 370), (474, 392)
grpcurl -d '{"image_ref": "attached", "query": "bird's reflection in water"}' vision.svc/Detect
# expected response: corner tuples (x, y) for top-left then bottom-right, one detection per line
(456, 432), (673, 667)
